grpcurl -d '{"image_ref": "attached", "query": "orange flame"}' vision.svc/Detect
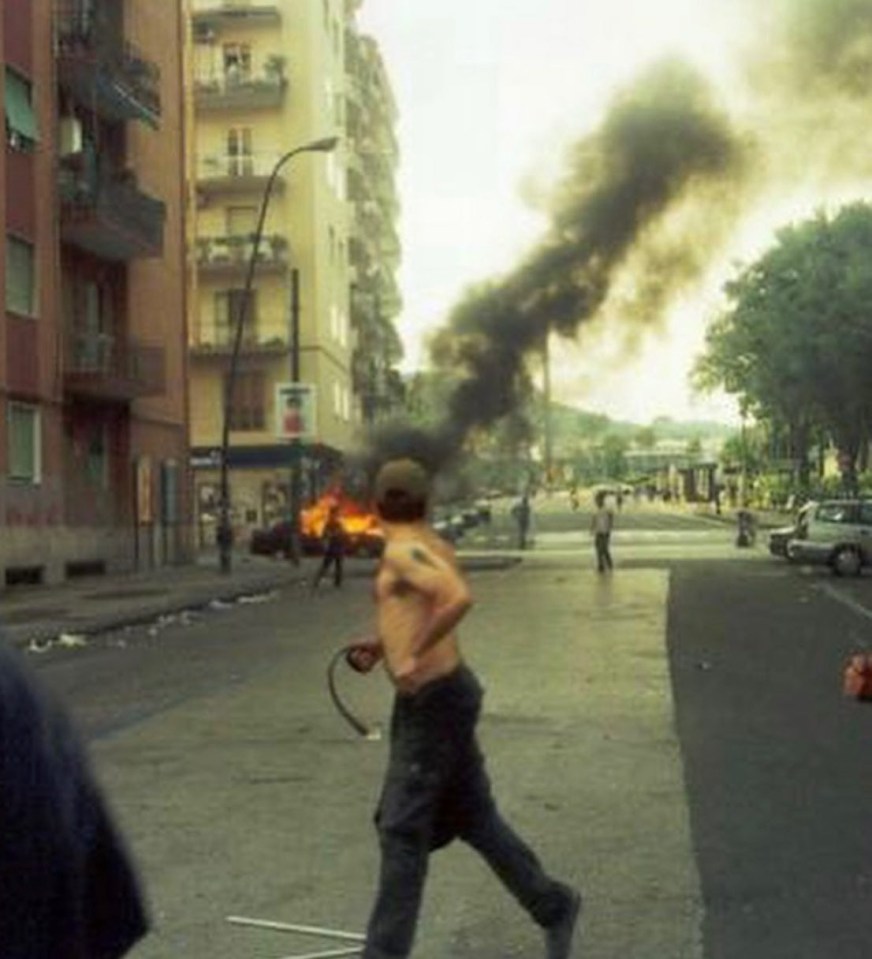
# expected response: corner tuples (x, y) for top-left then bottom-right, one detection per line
(301, 487), (383, 540)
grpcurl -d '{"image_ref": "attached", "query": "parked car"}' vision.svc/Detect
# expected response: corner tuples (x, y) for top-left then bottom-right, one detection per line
(768, 502), (816, 557)
(785, 498), (872, 575)
(250, 521), (384, 559)
(433, 513), (467, 544)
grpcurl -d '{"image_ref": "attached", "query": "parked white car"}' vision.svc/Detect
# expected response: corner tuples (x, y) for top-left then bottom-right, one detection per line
(786, 499), (872, 575)
(768, 501), (816, 558)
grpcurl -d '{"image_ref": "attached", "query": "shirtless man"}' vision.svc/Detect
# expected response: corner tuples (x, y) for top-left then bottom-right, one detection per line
(347, 458), (581, 959)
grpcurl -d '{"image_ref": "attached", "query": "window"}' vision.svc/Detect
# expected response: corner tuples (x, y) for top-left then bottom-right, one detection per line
(226, 371), (265, 431)
(6, 235), (35, 316)
(85, 424), (108, 488)
(227, 206), (257, 236)
(816, 502), (856, 524)
(332, 154), (345, 199)
(8, 403), (40, 484)
(227, 127), (253, 176)
(223, 43), (251, 81)
(339, 307), (349, 348)
(4, 68), (38, 150)
(214, 289), (256, 345)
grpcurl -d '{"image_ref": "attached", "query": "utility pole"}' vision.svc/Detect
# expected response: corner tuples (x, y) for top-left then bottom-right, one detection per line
(543, 334), (554, 487)
(288, 267), (302, 564)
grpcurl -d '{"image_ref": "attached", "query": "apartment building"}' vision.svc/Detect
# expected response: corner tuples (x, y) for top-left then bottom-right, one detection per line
(346, 23), (404, 425)
(187, 0), (401, 545)
(1, 0), (190, 588)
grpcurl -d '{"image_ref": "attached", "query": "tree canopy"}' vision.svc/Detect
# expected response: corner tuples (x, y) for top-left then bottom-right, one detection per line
(694, 201), (872, 480)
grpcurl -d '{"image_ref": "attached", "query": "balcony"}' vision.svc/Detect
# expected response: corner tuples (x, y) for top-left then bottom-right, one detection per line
(195, 233), (289, 278)
(189, 323), (289, 357)
(55, 5), (161, 128)
(64, 333), (166, 401)
(59, 158), (166, 260)
(196, 153), (287, 197)
(194, 61), (287, 112)
(191, 0), (281, 27)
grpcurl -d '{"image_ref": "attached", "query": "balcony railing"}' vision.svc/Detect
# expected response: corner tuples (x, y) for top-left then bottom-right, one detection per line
(59, 158), (166, 260)
(195, 233), (289, 276)
(190, 324), (289, 356)
(194, 61), (287, 111)
(196, 153), (287, 195)
(64, 333), (166, 400)
(191, 0), (281, 25)
(55, 3), (161, 128)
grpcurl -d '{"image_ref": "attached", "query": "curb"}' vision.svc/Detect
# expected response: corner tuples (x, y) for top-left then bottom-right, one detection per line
(3, 569), (305, 649)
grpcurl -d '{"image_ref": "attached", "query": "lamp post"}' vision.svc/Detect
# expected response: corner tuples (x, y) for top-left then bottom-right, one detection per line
(216, 135), (339, 574)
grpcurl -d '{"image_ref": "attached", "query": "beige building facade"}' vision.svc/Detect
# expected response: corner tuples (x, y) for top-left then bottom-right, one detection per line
(187, 0), (401, 546)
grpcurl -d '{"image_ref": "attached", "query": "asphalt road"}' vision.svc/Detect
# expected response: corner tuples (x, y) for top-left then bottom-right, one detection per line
(668, 559), (872, 959)
(26, 501), (872, 959)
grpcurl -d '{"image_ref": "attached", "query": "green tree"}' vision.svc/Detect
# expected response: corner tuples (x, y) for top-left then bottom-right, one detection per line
(694, 202), (872, 490)
(601, 434), (628, 480)
(634, 426), (656, 449)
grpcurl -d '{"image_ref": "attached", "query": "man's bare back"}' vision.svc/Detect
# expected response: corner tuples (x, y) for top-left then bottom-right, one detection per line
(351, 521), (472, 694)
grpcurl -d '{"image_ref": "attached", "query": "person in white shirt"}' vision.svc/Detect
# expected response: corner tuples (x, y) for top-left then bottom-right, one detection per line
(590, 491), (614, 572)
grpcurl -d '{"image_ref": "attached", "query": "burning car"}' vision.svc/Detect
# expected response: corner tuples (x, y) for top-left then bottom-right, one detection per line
(249, 490), (385, 559)
(301, 492), (385, 558)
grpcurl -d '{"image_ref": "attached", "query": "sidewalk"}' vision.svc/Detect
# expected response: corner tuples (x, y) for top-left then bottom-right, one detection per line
(689, 502), (793, 530)
(0, 551), (311, 649)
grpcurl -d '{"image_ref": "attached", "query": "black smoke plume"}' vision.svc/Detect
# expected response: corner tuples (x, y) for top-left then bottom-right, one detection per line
(359, 59), (747, 478)
(356, 0), (872, 486)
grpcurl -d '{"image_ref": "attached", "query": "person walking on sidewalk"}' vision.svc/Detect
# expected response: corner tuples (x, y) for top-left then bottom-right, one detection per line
(512, 492), (532, 550)
(312, 504), (346, 589)
(346, 458), (581, 959)
(590, 491), (614, 573)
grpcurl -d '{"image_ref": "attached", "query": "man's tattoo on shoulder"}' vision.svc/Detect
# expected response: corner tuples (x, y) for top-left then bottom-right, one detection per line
(411, 546), (438, 568)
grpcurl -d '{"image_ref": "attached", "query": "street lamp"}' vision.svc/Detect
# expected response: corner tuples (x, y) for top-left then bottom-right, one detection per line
(216, 135), (339, 574)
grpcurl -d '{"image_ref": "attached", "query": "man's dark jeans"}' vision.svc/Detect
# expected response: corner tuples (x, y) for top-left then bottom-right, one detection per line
(595, 532), (613, 572)
(314, 548), (343, 588)
(362, 664), (572, 959)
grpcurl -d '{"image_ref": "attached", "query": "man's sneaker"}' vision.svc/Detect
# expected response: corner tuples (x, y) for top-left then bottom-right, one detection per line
(545, 888), (582, 959)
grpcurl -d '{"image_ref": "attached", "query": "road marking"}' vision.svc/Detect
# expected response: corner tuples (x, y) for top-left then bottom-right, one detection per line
(816, 583), (872, 623)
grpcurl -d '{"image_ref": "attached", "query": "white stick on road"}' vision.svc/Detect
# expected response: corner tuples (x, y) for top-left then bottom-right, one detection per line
(276, 947), (362, 959)
(226, 915), (365, 942)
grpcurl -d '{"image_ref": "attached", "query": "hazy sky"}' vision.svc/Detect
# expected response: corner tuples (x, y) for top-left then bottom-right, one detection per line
(355, 1), (871, 426)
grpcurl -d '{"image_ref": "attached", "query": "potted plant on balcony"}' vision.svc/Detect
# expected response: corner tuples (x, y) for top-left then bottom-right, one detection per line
(223, 233), (251, 264)
(264, 54), (287, 85)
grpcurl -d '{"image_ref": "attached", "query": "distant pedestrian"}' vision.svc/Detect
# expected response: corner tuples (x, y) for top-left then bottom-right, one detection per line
(511, 492), (532, 550)
(590, 491), (614, 572)
(0, 642), (148, 956)
(312, 504), (346, 589)
(569, 485), (580, 511)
